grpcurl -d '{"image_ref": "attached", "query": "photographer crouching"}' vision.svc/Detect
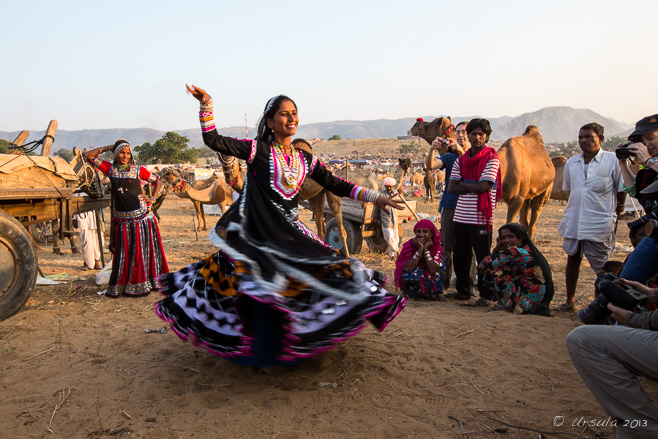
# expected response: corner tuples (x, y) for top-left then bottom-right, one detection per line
(566, 279), (658, 438)
(617, 114), (658, 284)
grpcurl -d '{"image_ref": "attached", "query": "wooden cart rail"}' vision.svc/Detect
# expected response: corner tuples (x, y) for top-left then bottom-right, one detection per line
(0, 188), (110, 226)
(315, 197), (417, 224)
(0, 187), (74, 200)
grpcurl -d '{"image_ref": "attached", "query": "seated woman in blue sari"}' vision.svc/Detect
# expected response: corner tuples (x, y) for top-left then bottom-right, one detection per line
(478, 223), (554, 315)
(394, 220), (445, 301)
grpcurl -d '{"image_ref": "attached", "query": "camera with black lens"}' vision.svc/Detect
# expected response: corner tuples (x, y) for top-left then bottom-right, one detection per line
(628, 201), (658, 240)
(577, 273), (647, 325)
(615, 142), (635, 160)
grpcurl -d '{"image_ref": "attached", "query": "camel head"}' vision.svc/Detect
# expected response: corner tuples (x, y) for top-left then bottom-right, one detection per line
(159, 168), (186, 193)
(409, 117), (455, 146)
(523, 125), (541, 136)
(393, 157), (413, 193)
(292, 138), (313, 154)
(522, 125), (544, 143)
(398, 157), (412, 171)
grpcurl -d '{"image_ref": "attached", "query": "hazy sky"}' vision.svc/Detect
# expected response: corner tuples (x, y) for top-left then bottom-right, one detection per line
(2, 0), (656, 133)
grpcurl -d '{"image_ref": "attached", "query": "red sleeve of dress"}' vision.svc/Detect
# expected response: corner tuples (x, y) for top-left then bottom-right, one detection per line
(138, 166), (154, 182)
(98, 160), (112, 176)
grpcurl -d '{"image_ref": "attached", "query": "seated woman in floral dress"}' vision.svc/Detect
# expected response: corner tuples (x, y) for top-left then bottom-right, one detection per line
(478, 223), (553, 315)
(394, 220), (445, 301)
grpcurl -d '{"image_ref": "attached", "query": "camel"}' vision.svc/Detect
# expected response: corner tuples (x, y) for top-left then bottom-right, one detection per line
(550, 156), (570, 201)
(422, 168), (447, 202)
(218, 153), (245, 194)
(410, 117), (457, 202)
(410, 171), (424, 188)
(333, 165), (380, 191)
(160, 168), (234, 231)
(142, 170), (173, 220)
(421, 168), (446, 202)
(410, 116), (457, 148)
(393, 158), (412, 194)
(277, 142), (349, 256)
(498, 126), (555, 238)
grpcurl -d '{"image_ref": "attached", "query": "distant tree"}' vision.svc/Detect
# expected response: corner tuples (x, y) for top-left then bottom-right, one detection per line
(398, 142), (422, 155)
(134, 132), (198, 164)
(0, 139), (10, 153)
(54, 148), (74, 162)
(197, 146), (217, 158)
(601, 136), (627, 152)
(328, 134), (342, 141)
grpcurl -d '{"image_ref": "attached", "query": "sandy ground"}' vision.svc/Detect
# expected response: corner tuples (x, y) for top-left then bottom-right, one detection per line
(1, 195), (656, 439)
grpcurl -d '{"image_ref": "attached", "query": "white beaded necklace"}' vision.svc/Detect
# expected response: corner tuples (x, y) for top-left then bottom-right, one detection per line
(273, 143), (301, 189)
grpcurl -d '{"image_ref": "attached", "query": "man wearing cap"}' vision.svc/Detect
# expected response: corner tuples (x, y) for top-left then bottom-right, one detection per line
(617, 114), (658, 284)
(555, 123), (623, 312)
(372, 177), (400, 259)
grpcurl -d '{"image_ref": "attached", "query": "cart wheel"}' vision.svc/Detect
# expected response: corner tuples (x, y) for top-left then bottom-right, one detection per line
(365, 223), (388, 253)
(366, 223), (405, 253)
(324, 218), (362, 255)
(29, 222), (52, 245)
(0, 210), (38, 321)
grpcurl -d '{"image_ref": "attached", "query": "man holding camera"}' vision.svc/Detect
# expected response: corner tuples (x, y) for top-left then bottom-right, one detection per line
(555, 123), (623, 312)
(617, 115), (658, 284)
(566, 278), (658, 438)
(426, 121), (474, 287)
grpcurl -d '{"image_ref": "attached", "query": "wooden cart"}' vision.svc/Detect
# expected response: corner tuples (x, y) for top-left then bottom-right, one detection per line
(0, 136), (110, 321)
(317, 197), (417, 255)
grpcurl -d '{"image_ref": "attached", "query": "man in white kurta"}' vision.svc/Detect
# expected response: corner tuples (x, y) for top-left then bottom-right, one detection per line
(372, 177), (400, 259)
(74, 211), (104, 270)
(556, 123), (622, 311)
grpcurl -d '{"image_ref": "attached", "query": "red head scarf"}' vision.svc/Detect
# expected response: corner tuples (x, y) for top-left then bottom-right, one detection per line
(394, 219), (442, 290)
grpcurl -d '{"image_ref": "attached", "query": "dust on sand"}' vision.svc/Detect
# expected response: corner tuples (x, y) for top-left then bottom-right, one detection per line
(1, 197), (655, 439)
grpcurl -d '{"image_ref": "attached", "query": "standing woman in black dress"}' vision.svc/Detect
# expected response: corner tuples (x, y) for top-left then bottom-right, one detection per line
(85, 140), (169, 296)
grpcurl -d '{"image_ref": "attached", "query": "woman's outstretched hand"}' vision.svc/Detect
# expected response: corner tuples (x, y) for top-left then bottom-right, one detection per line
(186, 84), (211, 104)
(375, 194), (403, 211)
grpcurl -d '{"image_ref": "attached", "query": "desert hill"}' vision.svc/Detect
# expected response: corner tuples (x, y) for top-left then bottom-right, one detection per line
(1, 106), (633, 152)
(491, 106), (630, 142)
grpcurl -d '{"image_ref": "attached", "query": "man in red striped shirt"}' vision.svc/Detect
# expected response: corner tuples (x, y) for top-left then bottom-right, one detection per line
(446, 119), (502, 304)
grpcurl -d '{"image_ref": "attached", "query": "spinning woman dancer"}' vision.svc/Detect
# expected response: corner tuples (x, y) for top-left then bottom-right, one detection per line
(155, 85), (406, 368)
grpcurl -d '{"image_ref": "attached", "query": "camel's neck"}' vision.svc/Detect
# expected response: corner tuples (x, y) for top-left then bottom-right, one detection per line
(393, 167), (408, 188)
(224, 165), (244, 192)
(179, 183), (217, 203)
(420, 134), (435, 146)
(173, 183), (191, 199)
